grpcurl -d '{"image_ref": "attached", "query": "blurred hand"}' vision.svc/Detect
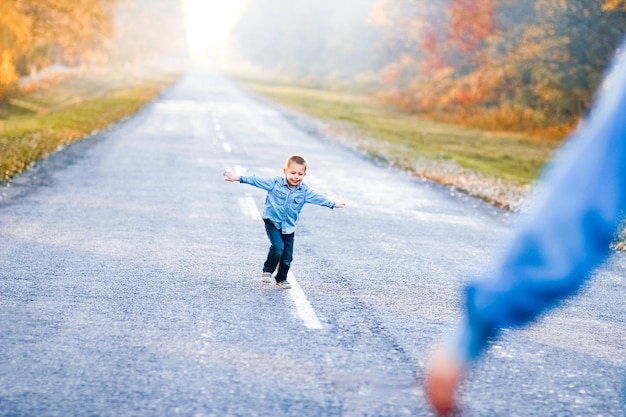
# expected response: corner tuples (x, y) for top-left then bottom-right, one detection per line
(223, 171), (239, 182)
(335, 201), (347, 209)
(425, 349), (465, 415)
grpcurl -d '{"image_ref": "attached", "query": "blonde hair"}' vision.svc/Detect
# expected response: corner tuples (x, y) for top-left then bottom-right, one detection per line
(285, 155), (307, 169)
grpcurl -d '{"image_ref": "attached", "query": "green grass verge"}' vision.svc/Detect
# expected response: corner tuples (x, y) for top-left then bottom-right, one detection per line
(235, 80), (562, 186)
(0, 71), (180, 183)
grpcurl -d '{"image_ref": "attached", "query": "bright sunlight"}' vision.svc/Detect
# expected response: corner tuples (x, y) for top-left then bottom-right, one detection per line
(183, 0), (247, 57)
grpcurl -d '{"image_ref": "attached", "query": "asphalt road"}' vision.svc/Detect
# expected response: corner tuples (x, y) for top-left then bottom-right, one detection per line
(1, 69), (624, 417)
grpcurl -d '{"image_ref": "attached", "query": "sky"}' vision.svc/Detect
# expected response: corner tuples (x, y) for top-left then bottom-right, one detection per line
(183, 0), (248, 58)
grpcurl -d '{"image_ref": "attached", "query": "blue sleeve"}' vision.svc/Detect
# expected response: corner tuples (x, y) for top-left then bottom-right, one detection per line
(239, 175), (276, 191)
(305, 187), (335, 209)
(452, 38), (626, 364)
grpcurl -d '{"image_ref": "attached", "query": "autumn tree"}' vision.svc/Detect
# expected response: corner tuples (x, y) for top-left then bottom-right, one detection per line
(0, 0), (117, 102)
(496, 0), (626, 121)
(447, 0), (495, 56)
(368, 0), (498, 110)
(21, 0), (115, 67)
(369, 0), (626, 132)
(0, 0), (32, 100)
(367, 0), (451, 86)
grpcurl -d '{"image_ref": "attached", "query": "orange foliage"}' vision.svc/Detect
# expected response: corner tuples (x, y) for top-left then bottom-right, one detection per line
(447, 0), (495, 53)
(0, 52), (19, 86)
(602, 0), (626, 10)
(422, 32), (437, 53)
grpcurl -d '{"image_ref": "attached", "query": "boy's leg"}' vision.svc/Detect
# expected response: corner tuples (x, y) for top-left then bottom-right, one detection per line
(275, 232), (294, 283)
(263, 219), (284, 275)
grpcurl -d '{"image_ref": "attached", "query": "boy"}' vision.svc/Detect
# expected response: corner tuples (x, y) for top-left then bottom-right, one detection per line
(223, 155), (346, 289)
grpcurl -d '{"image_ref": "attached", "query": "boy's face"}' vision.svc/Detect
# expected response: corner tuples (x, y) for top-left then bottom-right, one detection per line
(284, 162), (307, 187)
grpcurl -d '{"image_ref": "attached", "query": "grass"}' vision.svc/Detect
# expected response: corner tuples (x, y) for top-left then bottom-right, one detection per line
(234, 80), (562, 186)
(0, 71), (180, 183)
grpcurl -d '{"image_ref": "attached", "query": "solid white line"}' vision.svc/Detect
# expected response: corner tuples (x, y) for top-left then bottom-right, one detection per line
(287, 271), (323, 330)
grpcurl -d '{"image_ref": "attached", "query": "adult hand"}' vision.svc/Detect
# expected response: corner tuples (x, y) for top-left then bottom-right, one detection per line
(425, 349), (465, 415)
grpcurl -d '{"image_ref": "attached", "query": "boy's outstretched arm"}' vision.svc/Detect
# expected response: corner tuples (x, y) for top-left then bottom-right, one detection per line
(223, 171), (240, 182)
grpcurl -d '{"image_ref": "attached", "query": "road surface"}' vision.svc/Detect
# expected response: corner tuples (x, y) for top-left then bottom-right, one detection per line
(1, 69), (624, 416)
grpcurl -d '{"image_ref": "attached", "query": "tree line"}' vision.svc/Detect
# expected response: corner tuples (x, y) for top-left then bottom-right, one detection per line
(3, 0), (625, 134)
(232, 0), (626, 134)
(0, 0), (186, 102)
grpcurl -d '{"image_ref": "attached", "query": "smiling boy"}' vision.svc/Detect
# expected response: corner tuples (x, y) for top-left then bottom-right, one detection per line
(223, 155), (346, 289)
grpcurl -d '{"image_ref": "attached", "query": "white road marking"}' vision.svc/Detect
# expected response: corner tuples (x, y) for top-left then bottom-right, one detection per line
(222, 142), (231, 153)
(237, 194), (261, 220)
(286, 271), (323, 330)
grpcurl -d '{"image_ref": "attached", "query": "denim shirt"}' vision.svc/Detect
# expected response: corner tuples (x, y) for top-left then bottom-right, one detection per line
(452, 36), (626, 365)
(239, 175), (335, 234)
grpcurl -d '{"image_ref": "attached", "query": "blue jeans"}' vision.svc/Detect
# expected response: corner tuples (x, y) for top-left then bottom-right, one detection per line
(263, 219), (294, 283)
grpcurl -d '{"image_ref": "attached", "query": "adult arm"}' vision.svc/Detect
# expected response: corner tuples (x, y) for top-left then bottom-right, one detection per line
(426, 37), (626, 414)
(454, 44), (626, 364)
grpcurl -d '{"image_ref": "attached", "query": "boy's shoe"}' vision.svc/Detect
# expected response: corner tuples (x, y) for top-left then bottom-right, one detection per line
(275, 280), (292, 290)
(261, 272), (272, 283)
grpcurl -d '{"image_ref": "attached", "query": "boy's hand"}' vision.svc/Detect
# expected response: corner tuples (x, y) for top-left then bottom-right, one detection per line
(335, 201), (347, 209)
(223, 171), (240, 182)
